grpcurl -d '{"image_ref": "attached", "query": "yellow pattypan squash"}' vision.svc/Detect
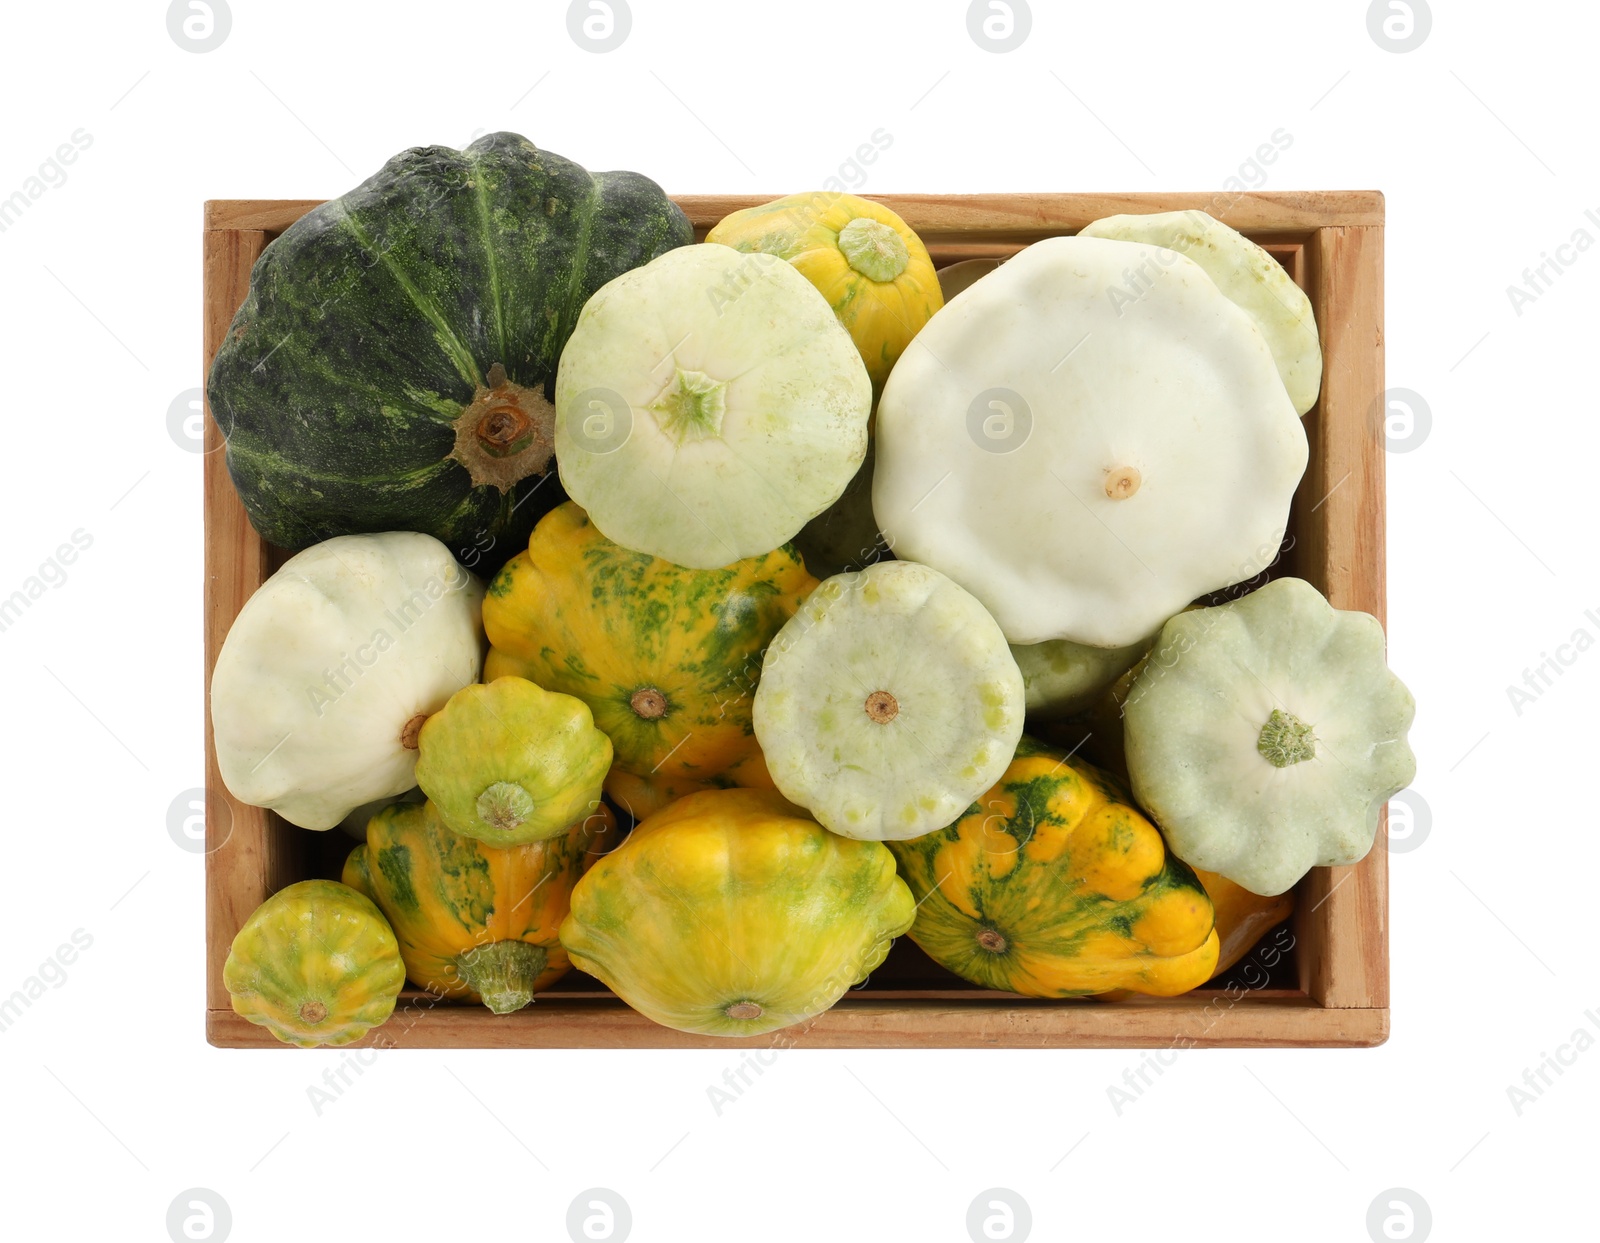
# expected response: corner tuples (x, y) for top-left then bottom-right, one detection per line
(560, 788), (914, 1037)
(888, 738), (1219, 997)
(483, 502), (816, 789)
(707, 191), (943, 394)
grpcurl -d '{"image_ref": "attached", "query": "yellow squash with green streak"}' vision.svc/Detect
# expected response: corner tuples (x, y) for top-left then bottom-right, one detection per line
(888, 739), (1219, 997)
(223, 879), (405, 1047)
(413, 676), (612, 846)
(559, 788), (915, 1036)
(483, 502), (817, 786)
(343, 799), (615, 1013)
(706, 192), (942, 394)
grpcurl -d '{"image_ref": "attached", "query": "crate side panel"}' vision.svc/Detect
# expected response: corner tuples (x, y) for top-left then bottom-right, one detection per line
(208, 997), (1387, 1050)
(203, 228), (281, 1014)
(1294, 225), (1389, 1010)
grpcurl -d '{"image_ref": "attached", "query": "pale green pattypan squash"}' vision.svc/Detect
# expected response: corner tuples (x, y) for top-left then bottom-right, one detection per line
(753, 560), (1025, 841)
(211, 532), (484, 830)
(1123, 577), (1416, 897)
(873, 235), (1307, 649)
(1079, 210), (1323, 416)
(1011, 633), (1153, 719)
(555, 244), (871, 569)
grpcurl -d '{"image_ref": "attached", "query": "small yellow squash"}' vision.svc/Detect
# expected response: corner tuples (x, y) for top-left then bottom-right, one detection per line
(223, 879), (405, 1047)
(706, 191), (943, 393)
(412, 676), (612, 846)
(343, 799), (616, 1014)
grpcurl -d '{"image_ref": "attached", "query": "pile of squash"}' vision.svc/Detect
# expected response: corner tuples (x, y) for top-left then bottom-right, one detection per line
(209, 134), (1415, 1047)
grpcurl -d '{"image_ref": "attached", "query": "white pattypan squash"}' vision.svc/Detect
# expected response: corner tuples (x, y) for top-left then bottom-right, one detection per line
(752, 560), (1024, 841)
(872, 234), (1308, 649)
(555, 243), (871, 569)
(1123, 577), (1416, 897)
(211, 533), (485, 830)
(1079, 210), (1323, 416)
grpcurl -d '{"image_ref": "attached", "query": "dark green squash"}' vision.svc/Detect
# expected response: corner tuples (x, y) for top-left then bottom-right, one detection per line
(207, 133), (692, 568)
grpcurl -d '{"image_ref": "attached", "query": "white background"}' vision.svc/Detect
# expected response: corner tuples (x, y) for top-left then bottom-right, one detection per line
(0, 1), (1591, 1240)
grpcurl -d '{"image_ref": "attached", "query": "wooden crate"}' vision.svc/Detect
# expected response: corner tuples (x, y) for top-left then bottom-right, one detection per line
(204, 190), (1388, 1049)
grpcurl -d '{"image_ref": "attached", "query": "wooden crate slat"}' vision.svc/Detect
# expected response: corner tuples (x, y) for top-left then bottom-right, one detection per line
(203, 227), (278, 1012)
(1296, 224), (1389, 1011)
(671, 190), (1383, 235)
(209, 996), (1388, 1050)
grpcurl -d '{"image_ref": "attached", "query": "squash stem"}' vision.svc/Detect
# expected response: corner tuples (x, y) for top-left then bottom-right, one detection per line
(476, 781), (536, 832)
(648, 367), (728, 444)
(448, 363), (557, 493)
(1257, 708), (1316, 768)
(838, 218), (909, 283)
(455, 941), (547, 1015)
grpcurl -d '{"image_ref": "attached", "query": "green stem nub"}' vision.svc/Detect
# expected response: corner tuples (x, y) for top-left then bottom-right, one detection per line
(838, 217), (909, 283)
(476, 781), (535, 832)
(1257, 708), (1316, 768)
(455, 941), (548, 1015)
(649, 367), (728, 444)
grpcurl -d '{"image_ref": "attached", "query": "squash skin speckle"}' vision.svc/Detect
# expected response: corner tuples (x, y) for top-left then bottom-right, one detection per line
(223, 879), (405, 1047)
(559, 788), (914, 1037)
(888, 739), (1218, 998)
(343, 799), (615, 1012)
(483, 502), (817, 788)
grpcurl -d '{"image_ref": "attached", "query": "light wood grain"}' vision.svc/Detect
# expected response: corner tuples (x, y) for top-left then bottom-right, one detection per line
(677, 191), (1384, 236)
(203, 191), (1383, 242)
(203, 228), (287, 1012)
(203, 194), (1389, 1047)
(1292, 225), (1389, 1010)
(204, 199), (326, 235)
(209, 996), (1388, 1050)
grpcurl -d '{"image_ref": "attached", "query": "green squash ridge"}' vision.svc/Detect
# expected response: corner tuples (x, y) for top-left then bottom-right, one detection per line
(465, 145), (509, 364)
(552, 172), (604, 356)
(221, 438), (456, 487)
(335, 198), (483, 390)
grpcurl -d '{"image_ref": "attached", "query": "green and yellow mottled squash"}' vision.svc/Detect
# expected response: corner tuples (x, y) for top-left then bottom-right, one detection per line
(706, 192), (943, 394)
(560, 788), (915, 1036)
(1094, 869), (1295, 1001)
(223, 880), (405, 1047)
(888, 739), (1218, 997)
(206, 133), (691, 566)
(483, 502), (817, 785)
(343, 798), (615, 1013)
(413, 676), (612, 846)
